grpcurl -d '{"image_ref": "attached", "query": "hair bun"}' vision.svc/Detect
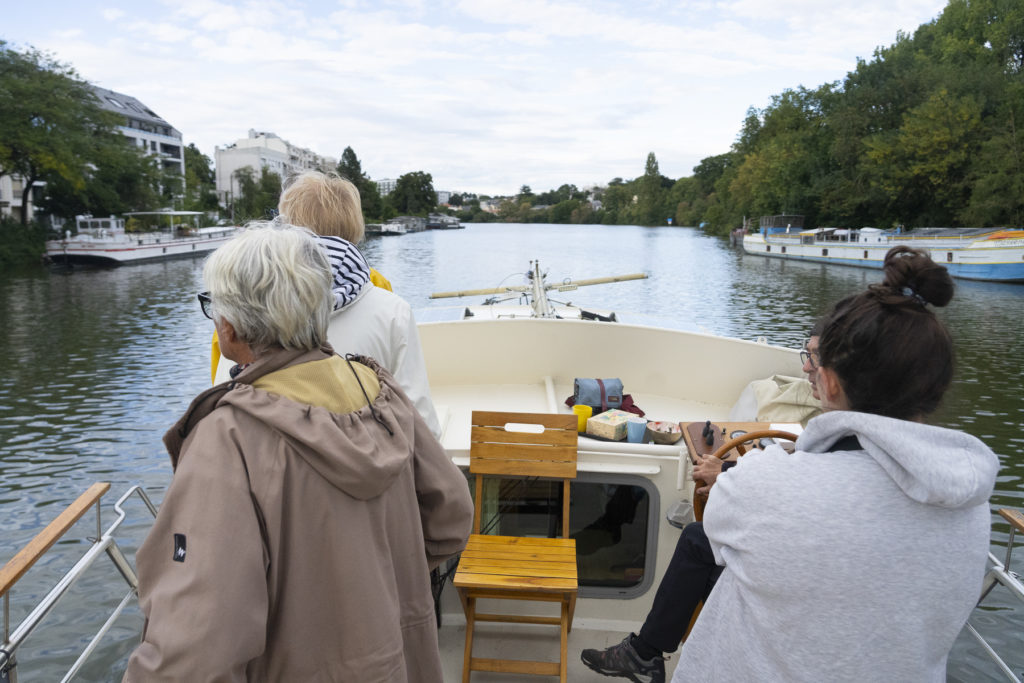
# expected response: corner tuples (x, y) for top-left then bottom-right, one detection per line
(882, 247), (954, 307)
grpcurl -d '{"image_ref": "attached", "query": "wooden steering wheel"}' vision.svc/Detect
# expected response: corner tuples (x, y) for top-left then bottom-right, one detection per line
(710, 429), (799, 460)
(693, 429), (799, 521)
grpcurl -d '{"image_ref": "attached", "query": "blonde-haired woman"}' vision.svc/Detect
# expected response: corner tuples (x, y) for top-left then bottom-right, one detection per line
(213, 171), (441, 438)
(126, 223), (472, 682)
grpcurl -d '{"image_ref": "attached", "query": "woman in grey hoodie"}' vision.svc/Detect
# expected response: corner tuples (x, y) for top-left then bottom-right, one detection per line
(673, 246), (999, 682)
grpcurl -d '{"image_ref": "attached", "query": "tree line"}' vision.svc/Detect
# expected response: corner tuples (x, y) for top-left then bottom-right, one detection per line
(492, 0), (1024, 235)
(676, 0), (1024, 234)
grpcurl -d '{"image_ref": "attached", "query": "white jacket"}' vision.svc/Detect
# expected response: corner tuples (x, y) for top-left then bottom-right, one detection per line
(673, 410), (999, 683)
(325, 285), (441, 438)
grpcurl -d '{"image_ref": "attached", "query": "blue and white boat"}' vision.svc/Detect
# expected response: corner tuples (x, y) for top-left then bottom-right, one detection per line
(742, 215), (1024, 282)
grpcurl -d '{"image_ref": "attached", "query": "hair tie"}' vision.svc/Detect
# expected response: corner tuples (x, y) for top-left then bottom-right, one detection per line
(901, 286), (927, 306)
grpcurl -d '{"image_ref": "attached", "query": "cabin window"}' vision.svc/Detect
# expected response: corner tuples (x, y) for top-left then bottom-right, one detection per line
(863, 251), (868, 259)
(947, 252), (953, 263)
(822, 248), (829, 256)
(467, 472), (659, 599)
(765, 245), (771, 253)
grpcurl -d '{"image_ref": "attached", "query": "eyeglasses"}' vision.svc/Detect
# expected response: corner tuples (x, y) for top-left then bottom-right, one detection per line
(197, 291), (213, 320)
(800, 341), (819, 369)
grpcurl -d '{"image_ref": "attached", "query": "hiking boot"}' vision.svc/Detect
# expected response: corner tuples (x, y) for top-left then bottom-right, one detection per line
(580, 633), (666, 683)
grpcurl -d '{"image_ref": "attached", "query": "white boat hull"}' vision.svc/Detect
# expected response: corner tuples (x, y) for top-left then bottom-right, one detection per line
(742, 232), (1024, 282)
(419, 317), (803, 636)
(45, 229), (237, 266)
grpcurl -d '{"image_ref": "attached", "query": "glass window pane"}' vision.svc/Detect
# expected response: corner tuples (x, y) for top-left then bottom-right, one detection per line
(468, 473), (653, 591)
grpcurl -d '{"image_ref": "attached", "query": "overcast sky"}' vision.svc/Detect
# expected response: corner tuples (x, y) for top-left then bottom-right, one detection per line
(6, 0), (948, 196)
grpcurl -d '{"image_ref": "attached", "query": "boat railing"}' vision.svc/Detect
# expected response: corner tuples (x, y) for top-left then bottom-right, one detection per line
(0, 484), (157, 683)
(964, 508), (1024, 683)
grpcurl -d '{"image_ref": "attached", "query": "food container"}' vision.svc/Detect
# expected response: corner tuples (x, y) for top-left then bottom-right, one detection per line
(585, 409), (632, 440)
(646, 420), (683, 445)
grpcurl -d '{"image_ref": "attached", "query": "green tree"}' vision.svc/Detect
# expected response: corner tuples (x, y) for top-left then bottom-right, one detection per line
(549, 199), (581, 223)
(232, 166), (282, 221)
(183, 143), (218, 212)
(638, 152), (668, 225)
(0, 42), (119, 224)
(865, 89), (983, 225)
(391, 171), (436, 214)
(41, 133), (166, 219)
(337, 146), (364, 183)
(337, 146), (384, 220)
(962, 83), (1024, 226)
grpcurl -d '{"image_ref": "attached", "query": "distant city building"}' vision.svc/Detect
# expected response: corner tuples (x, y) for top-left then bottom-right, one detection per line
(92, 86), (185, 177)
(375, 178), (397, 195)
(214, 129), (336, 207)
(479, 199), (503, 214)
(436, 190), (451, 205)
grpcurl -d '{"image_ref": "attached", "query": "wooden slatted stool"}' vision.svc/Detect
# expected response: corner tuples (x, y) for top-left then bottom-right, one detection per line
(455, 411), (578, 682)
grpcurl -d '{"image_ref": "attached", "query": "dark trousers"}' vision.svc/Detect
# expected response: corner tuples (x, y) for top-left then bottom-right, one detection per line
(637, 521), (723, 653)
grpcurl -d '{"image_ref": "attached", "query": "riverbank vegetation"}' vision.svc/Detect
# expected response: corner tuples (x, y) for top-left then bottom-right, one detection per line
(685, 0), (1024, 235)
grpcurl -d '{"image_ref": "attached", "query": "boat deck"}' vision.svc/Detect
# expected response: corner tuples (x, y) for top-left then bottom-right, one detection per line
(437, 622), (683, 681)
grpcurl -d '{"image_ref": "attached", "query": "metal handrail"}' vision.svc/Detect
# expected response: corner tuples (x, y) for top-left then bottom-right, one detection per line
(0, 486), (157, 683)
(964, 509), (1024, 683)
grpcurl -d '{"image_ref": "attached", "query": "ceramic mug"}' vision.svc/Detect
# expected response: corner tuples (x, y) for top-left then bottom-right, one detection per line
(627, 416), (648, 443)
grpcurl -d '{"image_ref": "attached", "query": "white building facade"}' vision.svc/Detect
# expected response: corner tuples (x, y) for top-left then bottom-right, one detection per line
(92, 86), (185, 177)
(374, 178), (397, 195)
(0, 175), (44, 222)
(214, 130), (336, 207)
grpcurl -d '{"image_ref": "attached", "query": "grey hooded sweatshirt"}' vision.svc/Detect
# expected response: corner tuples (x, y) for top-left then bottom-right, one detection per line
(673, 410), (999, 683)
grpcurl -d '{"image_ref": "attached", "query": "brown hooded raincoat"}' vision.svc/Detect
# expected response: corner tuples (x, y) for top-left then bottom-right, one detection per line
(123, 348), (473, 682)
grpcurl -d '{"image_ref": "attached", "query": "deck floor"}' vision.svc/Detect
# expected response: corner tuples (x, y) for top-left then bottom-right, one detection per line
(438, 622), (683, 681)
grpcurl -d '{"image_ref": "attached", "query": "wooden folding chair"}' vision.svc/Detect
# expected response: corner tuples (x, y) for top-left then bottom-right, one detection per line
(454, 411), (579, 682)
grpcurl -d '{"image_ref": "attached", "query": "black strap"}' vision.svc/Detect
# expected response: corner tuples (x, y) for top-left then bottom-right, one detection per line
(826, 435), (862, 452)
(344, 354), (394, 436)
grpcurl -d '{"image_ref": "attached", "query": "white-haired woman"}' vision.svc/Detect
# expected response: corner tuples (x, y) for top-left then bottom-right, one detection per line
(124, 223), (473, 683)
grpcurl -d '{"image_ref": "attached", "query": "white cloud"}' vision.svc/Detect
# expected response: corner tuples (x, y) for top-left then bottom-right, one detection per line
(10, 0), (948, 194)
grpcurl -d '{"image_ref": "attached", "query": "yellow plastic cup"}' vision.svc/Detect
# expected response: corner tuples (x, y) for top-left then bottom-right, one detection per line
(572, 405), (593, 433)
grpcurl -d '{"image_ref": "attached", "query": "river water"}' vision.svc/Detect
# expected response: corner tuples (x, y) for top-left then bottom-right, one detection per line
(0, 222), (1021, 680)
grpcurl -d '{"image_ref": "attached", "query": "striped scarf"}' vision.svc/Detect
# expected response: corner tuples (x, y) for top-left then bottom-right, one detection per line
(315, 235), (371, 310)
